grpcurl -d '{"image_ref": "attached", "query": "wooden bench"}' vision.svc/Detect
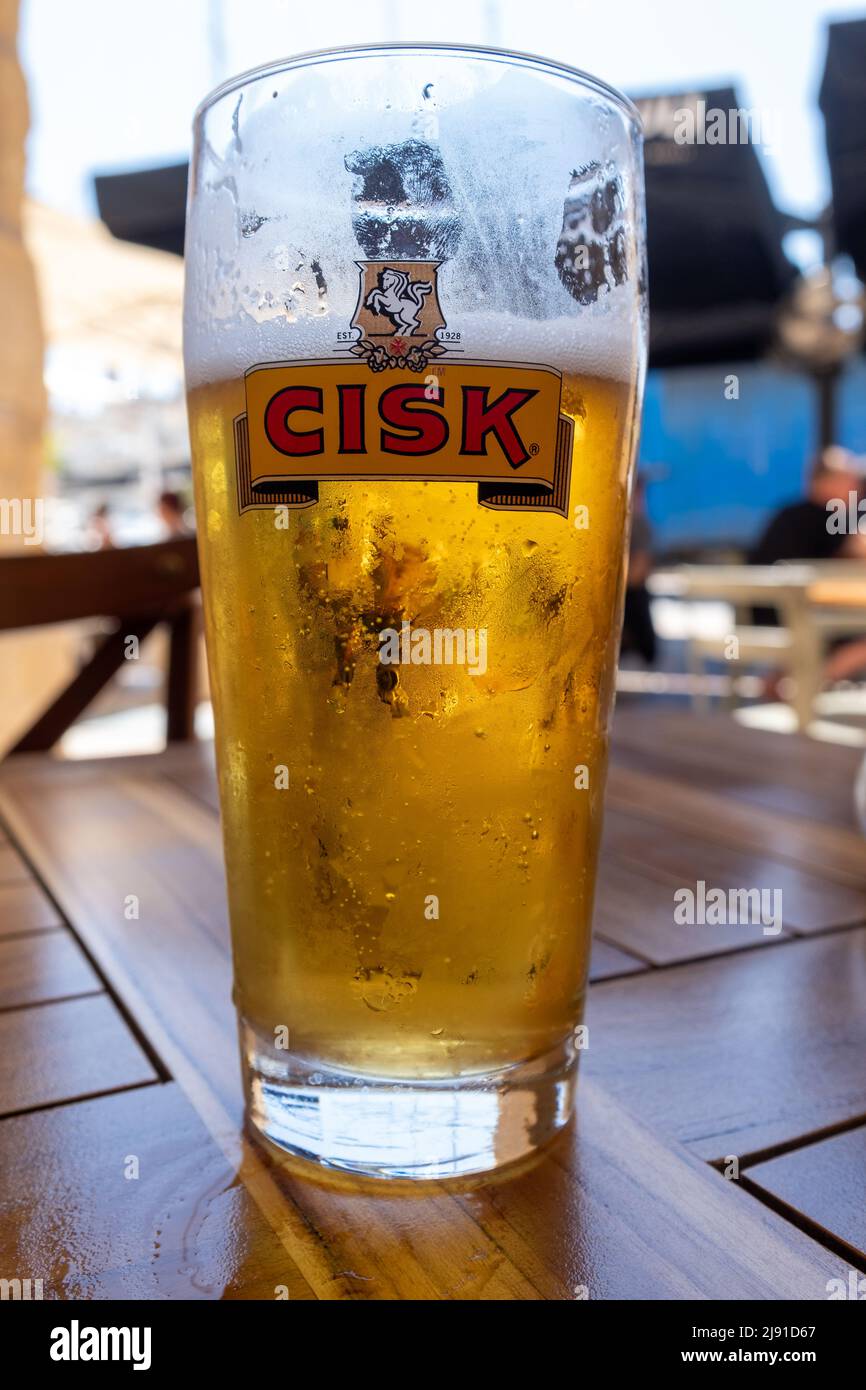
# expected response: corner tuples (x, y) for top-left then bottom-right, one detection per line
(0, 537), (200, 754)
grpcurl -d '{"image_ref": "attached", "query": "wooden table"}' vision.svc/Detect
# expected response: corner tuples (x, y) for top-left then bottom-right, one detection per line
(1, 709), (865, 1301)
(809, 577), (866, 616)
(650, 562), (866, 728)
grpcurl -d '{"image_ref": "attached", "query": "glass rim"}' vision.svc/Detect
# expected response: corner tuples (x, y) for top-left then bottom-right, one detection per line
(193, 41), (642, 134)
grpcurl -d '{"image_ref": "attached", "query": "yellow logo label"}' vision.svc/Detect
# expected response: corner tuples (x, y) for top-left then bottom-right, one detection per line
(234, 260), (573, 517)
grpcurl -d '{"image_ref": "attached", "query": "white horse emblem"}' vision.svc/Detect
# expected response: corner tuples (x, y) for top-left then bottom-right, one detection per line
(364, 266), (434, 334)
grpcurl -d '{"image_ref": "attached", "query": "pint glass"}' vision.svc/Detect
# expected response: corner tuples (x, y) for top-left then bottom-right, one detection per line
(184, 44), (646, 1178)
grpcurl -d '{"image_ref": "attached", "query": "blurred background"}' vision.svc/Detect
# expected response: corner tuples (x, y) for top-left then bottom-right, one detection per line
(4, 0), (866, 760)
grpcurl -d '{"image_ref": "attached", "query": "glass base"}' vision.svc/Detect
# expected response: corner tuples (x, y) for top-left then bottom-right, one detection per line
(241, 1020), (578, 1180)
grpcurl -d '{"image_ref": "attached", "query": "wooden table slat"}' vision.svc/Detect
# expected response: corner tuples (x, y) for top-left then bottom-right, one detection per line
(588, 935), (648, 981)
(602, 806), (866, 936)
(0, 880), (64, 938)
(0, 841), (33, 886)
(745, 1125), (866, 1263)
(607, 764), (866, 888)
(0, 930), (102, 1011)
(595, 853), (791, 964)
(612, 706), (864, 831)
(587, 928), (866, 1162)
(0, 1084), (315, 1300)
(0, 994), (157, 1116)
(461, 1081), (850, 1300)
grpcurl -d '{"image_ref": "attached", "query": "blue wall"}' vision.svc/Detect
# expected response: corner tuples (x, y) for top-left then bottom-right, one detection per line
(640, 358), (866, 554)
(839, 359), (866, 450)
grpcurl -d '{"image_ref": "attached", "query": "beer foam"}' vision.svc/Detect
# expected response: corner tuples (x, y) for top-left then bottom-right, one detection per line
(184, 293), (642, 389)
(185, 54), (644, 387)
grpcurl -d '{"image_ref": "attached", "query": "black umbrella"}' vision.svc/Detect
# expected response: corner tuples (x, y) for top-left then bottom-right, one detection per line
(634, 86), (797, 367)
(94, 163), (188, 256)
(819, 16), (866, 280)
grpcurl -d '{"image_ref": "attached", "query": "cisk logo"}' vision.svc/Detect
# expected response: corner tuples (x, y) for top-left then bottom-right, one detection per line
(350, 260), (447, 372)
(234, 258), (573, 517)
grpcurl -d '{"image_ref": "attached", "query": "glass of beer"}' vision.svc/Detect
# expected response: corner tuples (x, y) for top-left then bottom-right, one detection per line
(185, 44), (646, 1179)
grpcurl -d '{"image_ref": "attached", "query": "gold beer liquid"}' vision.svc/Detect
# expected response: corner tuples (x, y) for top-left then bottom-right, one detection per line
(189, 368), (635, 1081)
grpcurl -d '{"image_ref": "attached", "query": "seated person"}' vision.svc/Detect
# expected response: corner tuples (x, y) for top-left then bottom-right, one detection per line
(752, 446), (865, 568)
(158, 490), (192, 538)
(750, 446), (866, 683)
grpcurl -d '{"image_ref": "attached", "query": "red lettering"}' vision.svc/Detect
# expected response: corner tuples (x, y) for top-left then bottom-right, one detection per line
(460, 386), (538, 469)
(379, 385), (449, 455)
(264, 386), (323, 456)
(338, 384), (365, 453)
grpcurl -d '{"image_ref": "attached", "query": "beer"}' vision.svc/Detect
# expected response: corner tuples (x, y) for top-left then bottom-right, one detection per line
(190, 365), (635, 1073)
(185, 46), (646, 1177)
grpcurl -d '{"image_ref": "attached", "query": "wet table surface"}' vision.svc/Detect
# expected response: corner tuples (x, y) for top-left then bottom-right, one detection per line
(1, 708), (865, 1300)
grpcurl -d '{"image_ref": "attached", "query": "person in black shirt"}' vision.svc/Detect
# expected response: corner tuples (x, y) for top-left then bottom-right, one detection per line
(750, 446), (866, 684)
(751, 447), (865, 569)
